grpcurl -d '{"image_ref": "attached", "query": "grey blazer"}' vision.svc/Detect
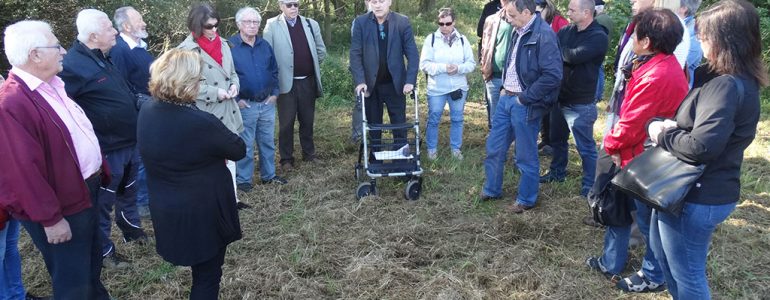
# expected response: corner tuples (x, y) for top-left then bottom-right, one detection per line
(349, 12), (419, 96)
(262, 14), (326, 97)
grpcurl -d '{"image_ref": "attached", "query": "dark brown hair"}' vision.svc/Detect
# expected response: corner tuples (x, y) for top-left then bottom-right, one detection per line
(632, 8), (683, 55)
(697, 0), (769, 86)
(187, 3), (219, 38)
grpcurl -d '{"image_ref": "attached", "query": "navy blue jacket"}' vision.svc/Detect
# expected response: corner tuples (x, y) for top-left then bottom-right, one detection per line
(110, 36), (154, 95)
(350, 11), (419, 96)
(502, 14), (563, 120)
(228, 34), (279, 100)
(60, 41), (138, 152)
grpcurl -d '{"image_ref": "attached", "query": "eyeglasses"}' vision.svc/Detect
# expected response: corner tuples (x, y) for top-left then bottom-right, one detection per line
(36, 45), (63, 51)
(437, 21), (453, 27)
(202, 22), (218, 30)
(240, 20), (260, 26)
(284, 2), (299, 8)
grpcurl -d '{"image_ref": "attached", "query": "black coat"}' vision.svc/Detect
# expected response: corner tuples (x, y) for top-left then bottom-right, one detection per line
(137, 100), (246, 266)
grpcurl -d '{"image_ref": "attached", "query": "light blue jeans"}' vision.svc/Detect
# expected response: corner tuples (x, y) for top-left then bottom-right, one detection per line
(237, 100), (277, 183)
(1, 219), (25, 300)
(426, 91), (466, 152)
(484, 77), (503, 127)
(650, 202), (737, 300)
(600, 199), (665, 283)
(483, 95), (542, 207)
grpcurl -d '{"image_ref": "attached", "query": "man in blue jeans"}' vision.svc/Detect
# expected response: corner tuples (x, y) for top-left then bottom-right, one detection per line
(540, 0), (607, 197)
(230, 7), (287, 196)
(481, 0), (562, 213)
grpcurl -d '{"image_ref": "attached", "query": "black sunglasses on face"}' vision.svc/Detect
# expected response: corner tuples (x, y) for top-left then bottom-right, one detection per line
(202, 23), (218, 30)
(437, 21), (453, 26)
(284, 2), (299, 8)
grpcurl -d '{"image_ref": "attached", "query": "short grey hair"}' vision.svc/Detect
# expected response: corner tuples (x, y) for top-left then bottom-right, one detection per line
(76, 9), (110, 43)
(3, 20), (52, 66)
(114, 6), (136, 32)
(680, 0), (702, 16)
(235, 7), (261, 23)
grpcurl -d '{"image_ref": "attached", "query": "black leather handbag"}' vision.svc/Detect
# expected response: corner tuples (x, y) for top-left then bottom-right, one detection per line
(588, 150), (633, 226)
(610, 146), (705, 216)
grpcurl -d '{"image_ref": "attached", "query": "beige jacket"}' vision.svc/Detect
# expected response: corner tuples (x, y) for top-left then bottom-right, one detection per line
(178, 35), (243, 134)
(262, 14), (326, 97)
(480, 11), (506, 82)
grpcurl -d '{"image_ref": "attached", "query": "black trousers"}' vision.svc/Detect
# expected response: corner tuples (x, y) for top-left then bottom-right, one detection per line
(190, 247), (227, 300)
(277, 77), (318, 164)
(364, 81), (407, 146)
(21, 175), (109, 300)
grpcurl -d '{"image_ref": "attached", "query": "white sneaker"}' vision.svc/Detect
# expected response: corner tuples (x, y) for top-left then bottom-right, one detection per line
(452, 149), (463, 160)
(427, 149), (437, 160)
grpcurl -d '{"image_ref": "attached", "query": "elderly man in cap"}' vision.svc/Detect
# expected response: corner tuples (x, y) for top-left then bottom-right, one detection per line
(263, 0), (327, 172)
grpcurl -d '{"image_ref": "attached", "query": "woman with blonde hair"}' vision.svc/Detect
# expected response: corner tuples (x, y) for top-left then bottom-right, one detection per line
(138, 49), (246, 299)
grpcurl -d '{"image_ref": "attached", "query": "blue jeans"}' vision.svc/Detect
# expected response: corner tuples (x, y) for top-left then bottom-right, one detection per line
(650, 202), (736, 300)
(484, 77), (503, 127)
(548, 103), (598, 196)
(600, 199), (665, 283)
(237, 100), (277, 183)
(483, 95), (541, 207)
(1, 219), (24, 300)
(135, 154), (148, 207)
(595, 67), (605, 102)
(426, 91), (466, 151)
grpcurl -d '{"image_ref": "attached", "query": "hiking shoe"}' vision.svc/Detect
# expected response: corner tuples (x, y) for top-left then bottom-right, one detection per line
(236, 202), (252, 210)
(582, 216), (605, 228)
(539, 172), (565, 183)
(427, 149), (438, 160)
(479, 193), (502, 202)
(103, 252), (131, 269)
(237, 182), (253, 192)
(261, 176), (288, 185)
(451, 149), (464, 160)
(616, 270), (667, 293)
(506, 203), (534, 214)
(281, 162), (294, 172)
(586, 256), (620, 282)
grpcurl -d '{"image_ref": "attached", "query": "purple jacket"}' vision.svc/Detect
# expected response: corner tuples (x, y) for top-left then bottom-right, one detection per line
(0, 72), (107, 226)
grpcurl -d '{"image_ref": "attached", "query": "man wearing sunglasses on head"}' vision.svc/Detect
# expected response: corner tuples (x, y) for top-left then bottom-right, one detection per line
(349, 0), (419, 149)
(263, 0), (327, 173)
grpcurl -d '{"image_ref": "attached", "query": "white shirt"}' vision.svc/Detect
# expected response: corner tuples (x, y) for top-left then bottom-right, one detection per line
(120, 32), (147, 50)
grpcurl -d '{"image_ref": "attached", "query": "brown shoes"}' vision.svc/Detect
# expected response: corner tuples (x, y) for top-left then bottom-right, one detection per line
(506, 203), (534, 214)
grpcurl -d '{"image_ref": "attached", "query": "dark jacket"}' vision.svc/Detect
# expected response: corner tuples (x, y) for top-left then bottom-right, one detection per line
(60, 41), (138, 152)
(138, 99), (245, 266)
(656, 68), (761, 205)
(0, 73), (100, 226)
(557, 21), (608, 104)
(502, 14), (563, 120)
(350, 11), (419, 96)
(477, 0), (502, 38)
(110, 36), (154, 95)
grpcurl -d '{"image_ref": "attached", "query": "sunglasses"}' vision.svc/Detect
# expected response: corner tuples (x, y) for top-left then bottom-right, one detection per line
(437, 21), (453, 27)
(202, 22), (218, 30)
(284, 2), (300, 8)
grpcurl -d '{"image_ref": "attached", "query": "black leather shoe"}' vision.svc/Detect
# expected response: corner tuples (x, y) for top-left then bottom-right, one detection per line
(261, 176), (287, 185)
(236, 202), (252, 210)
(539, 172), (565, 183)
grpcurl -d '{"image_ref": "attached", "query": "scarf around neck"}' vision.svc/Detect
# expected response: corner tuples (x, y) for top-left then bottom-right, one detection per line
(196, 34), (223, 66)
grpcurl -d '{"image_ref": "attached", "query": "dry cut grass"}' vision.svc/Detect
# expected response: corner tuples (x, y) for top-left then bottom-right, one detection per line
(18, 98), (770, 299)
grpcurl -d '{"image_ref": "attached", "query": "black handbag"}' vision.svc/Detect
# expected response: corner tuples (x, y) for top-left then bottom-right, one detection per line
(588, 150), (633, 226)
(610, 146), (705, 216)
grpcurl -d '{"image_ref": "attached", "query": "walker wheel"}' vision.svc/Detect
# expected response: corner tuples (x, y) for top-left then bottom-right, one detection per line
(356, 182), (373, 200)
(354, 164), (362, 181)
(403, 179), (421, 201)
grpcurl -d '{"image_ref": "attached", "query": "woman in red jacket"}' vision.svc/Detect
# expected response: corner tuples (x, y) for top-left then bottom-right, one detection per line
(586, 8), (689, 293)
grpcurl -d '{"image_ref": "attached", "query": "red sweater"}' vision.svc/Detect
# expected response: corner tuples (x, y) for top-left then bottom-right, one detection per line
(603, 54), (688, 166)
(0, 73), (105, 226)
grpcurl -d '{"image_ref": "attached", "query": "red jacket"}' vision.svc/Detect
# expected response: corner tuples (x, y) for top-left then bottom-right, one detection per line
(550, 15), (569, 33)
(603, 54), (688, 166)
(0, 72), (106, 226)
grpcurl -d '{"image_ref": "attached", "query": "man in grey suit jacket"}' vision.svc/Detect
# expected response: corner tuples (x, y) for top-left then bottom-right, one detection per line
(263, 0), (326, 172)
(349, 0), (419, 146)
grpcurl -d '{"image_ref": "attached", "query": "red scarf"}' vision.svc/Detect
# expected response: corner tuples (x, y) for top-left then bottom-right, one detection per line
(196, 34), (223, 66)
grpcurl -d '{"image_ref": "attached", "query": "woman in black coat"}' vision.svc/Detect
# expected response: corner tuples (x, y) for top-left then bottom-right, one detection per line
(645, 0), (768, 299)
(137, 49), (246, 299)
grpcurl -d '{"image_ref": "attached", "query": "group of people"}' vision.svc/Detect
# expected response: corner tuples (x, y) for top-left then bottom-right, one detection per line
(0, 0), (767, 299)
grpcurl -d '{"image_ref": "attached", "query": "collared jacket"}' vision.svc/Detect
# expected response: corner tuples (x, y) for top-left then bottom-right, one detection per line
(350, 11), (419, 96)
(178, 35), (243, 134)
(501, 14), (563, 120)
(0, 73), (108, 226)
(60, 41), (138, 152)
(603, 53), (688, 166)
(263, 14), (326, 97)
(419, 29), (476, 96)
(480, 10), (506, 81)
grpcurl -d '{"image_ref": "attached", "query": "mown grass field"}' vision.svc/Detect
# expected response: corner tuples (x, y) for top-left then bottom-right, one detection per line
(18, 0), (770, 298)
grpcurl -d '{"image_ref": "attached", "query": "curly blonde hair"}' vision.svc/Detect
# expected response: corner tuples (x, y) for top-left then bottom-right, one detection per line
(149, 49), (203, 104)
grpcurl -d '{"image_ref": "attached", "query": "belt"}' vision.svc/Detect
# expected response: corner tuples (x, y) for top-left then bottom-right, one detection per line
(502, 89), (520, 96)
(241, 94), (269, 102)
